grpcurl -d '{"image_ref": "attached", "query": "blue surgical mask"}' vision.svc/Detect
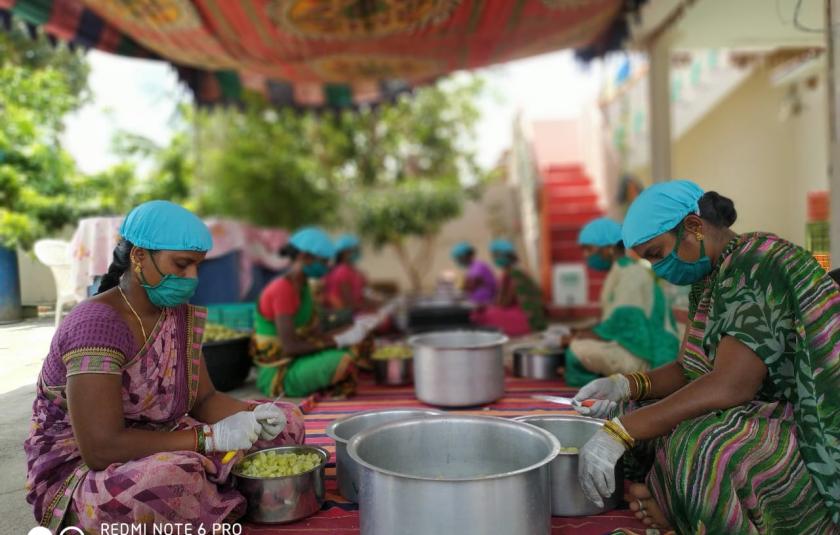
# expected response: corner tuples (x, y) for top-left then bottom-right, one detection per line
(303, 261), (330, 279)
(493, 255), (513, 268)
(652, 226), (712, 285)
(351, 250), (361, 264)
(586, 253), (612, 271)
(139, 255), (199, 308)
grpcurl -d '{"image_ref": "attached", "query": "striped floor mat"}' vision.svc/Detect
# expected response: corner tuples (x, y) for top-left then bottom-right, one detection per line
(243, 374), (646, 534)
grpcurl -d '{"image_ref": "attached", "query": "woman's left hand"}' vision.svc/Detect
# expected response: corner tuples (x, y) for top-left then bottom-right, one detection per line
(252, 404), (287, 440)
(578, 424), (628, 507)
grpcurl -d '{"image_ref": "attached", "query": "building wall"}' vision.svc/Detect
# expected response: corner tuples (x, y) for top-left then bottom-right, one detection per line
(359, 180), (526, 292)
(670, 66), (827, 244)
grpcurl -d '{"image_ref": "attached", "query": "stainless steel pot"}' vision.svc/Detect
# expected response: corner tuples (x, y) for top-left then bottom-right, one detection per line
(373, 357), (413, 386)
(514, 415), (622, 516)
(348, 415), (560, 535)
(233, 445), (329, 523)
(512, 346), (564, 380)
(326, 408), (443, 502)
(409, 330), (508, 407)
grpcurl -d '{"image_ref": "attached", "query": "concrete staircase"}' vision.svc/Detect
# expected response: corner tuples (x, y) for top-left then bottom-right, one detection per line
(539, 164), (605, 304)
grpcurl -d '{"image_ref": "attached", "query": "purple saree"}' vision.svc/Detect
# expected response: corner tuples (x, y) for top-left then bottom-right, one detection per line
(25, 301), (305, 532)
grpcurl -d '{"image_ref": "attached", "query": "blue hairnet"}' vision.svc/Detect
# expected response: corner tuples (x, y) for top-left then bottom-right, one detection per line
(335, 233), (360, 253)
(578, 218), (622, 247)
(489, 239), (515, 254)
(290, 227), (335, 259)
(622, 180), (705, 248)
(451, 241), (473, 260)
(120, 200), (213, 252)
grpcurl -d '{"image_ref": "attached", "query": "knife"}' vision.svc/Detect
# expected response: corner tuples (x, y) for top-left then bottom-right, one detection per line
(532, 394), (596, 407)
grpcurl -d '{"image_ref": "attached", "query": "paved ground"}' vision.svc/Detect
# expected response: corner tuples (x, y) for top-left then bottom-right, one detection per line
(0, 314), (264, 534)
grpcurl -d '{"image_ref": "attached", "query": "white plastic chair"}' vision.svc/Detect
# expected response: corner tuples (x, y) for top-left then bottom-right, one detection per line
(33, 239), (76, 327)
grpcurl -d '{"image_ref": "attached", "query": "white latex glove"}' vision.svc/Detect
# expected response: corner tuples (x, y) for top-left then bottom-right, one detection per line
(334, 322), (367, 347)
(253, 403), (287, 441)
(376, 300), (398, 321)
(355, 315), (380, 332)
(578, 419), (629, 508)
(206, 411), (261, 452)
(573, 374), (631, 419)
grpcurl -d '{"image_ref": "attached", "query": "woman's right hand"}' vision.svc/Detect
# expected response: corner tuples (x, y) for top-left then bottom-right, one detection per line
(573, 374), (631, 418)
(206, 411), (262, 452)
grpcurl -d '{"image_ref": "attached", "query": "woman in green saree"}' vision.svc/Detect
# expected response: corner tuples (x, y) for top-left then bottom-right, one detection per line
(565, 217), (680, 387)
(253, 227), (371, 398)
(575, 181), (840, 534)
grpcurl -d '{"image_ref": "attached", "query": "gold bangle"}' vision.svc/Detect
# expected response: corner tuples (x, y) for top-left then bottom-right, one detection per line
(628, 372), (650, 400)
(602, 425), (632, 449)
(604, 418), (635, 449)
(627, 373), (639, 399)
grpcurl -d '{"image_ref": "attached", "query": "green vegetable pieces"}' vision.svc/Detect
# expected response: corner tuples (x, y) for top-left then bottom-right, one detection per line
(238, 451), (322, 478)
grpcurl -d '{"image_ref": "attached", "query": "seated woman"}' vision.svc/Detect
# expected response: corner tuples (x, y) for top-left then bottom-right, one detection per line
(24, 201), (305, 532)
(254, 227), (370, 399)
(472, 239), (547, 337)
(575, 181), (840, 533)
(323, 233), (377, 314)
(565, 217), (680, 386)
(451, 241), (497, 305)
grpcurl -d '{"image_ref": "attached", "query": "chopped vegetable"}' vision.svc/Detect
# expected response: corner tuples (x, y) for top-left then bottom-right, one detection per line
(238, 451), (322, 478)
(373, 344), (412, 360)
(204, 323), (249, 342)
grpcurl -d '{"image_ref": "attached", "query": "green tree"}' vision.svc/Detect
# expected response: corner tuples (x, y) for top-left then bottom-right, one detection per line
(192, 76), (485, 263)
(195, 103), (340, 228)
(0, 19), (90, 249)
(311, 76), (485, 189)
(355, 181), (464, 292)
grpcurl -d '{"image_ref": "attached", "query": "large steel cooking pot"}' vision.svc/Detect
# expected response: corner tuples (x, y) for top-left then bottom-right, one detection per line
(408, 330), (509, 407)
(514, 414), (622, 516)
(512, 346), (564, 380)
(325, 408), (443, 502)
(348, 415), (560, 535)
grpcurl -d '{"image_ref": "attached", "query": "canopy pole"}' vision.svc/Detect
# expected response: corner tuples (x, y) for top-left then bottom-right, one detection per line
(826, 0), (840, 267)
(648, 32), (673, 183)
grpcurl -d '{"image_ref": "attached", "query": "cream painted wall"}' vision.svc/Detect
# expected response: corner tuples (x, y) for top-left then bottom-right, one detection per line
(790, 76), (829, 236)
(669, 66), (826, 245)
(359, 180), (527, 292)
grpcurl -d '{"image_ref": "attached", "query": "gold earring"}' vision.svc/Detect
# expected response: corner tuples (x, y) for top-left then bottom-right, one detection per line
(695, 231), (703, 241)
(134, 263), (142, 274)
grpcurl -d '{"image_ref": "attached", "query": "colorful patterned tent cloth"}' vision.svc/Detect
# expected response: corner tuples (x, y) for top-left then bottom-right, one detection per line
(242, 374), (647, 534)
(0, 0), (631, 109)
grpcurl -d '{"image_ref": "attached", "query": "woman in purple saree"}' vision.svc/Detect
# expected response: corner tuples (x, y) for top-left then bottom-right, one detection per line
(25, 201), (305, 532)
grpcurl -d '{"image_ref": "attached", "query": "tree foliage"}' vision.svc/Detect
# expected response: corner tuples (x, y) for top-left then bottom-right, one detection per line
(0, 20), (90, 249)
(193, 77), (486, 289)
(195, 103), (339, 228)
(355, 181), (465, 290)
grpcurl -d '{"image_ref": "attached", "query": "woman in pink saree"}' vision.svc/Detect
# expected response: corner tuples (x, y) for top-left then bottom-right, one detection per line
(25, 201), (305, 533)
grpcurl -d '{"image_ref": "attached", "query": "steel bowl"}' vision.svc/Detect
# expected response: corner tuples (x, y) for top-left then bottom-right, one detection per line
(514, 415), (622, 516)
(326, 408), (443, 502)
(233, 445), (329, 523)
(373, 357), (413, 386)
(409, 330), (509, 407)
(512, 346), (564, 380)
(348, 415), (559, 535)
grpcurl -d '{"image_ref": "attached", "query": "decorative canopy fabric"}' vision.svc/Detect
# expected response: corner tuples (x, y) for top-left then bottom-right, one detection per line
(0, 0), (628, 108)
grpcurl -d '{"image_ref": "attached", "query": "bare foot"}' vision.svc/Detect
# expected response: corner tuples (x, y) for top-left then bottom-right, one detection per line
(625, 482), (671, 530)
